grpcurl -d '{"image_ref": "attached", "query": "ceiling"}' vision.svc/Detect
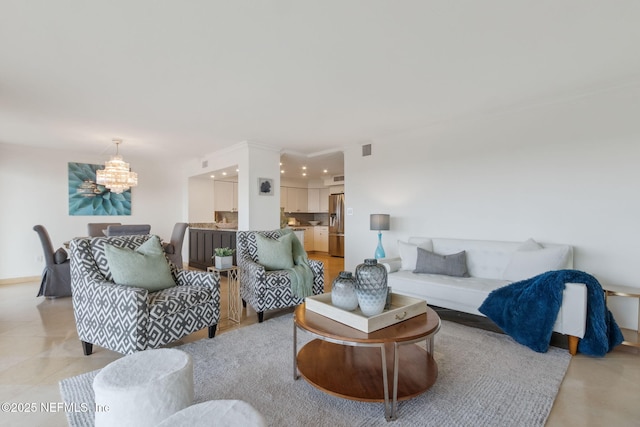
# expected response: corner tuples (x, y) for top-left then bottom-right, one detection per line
(2, 2), (640, 166)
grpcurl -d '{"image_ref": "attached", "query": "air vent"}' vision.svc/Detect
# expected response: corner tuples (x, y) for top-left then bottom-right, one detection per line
(202, 160), (208, 168)
(362, 144), (372, 156)
(333, 175), (344, 183)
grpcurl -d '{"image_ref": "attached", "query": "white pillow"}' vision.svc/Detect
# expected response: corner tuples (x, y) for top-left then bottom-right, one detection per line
(398, 240), (434, 271)
(502, 245), (571, 281)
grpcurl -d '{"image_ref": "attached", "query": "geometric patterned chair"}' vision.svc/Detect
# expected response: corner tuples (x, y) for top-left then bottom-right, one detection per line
(236, 229), (324, 323)
(69, 235), (220, 355)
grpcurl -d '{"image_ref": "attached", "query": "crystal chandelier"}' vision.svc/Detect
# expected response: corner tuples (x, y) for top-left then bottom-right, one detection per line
(96, 139), (138, 194)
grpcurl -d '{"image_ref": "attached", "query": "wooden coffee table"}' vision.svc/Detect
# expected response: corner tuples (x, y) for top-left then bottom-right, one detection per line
(293, 303), (440, 421)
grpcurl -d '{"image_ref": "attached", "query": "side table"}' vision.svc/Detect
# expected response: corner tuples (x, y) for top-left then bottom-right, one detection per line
(604, 284), (640, 348)
(207, 266), (241, 323)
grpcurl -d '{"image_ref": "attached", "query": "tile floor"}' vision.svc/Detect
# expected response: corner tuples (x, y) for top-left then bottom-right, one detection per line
(0, 253), (638, 426)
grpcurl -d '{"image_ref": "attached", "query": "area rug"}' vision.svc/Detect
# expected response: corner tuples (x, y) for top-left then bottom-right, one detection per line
(59, 315), (571, 426)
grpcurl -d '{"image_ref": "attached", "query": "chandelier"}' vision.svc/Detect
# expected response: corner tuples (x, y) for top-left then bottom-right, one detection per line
(96, 139), (138, 194)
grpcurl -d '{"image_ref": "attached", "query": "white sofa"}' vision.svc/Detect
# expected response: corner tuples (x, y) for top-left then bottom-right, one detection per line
(380, 237), (588, 354)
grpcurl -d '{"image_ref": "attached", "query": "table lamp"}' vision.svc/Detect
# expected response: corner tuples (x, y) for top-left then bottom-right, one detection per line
(370, 214), (390, 259)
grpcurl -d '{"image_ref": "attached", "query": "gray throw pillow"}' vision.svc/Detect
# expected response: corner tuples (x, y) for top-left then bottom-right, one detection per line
(413, 248), (470, 277)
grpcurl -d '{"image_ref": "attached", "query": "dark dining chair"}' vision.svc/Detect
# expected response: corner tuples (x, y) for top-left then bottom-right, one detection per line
(105, 224), (151, 236)
(87, 222), (121, 237)
(163, 223), (189, 267)
(33, 225), (72, 297)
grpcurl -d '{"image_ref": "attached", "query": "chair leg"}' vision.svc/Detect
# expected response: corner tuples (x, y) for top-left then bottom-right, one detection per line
(82, 341), (93, 356)
(242, 299), (247, 308)
(208, 325), (217, 338)
(258, 312), (264, 323)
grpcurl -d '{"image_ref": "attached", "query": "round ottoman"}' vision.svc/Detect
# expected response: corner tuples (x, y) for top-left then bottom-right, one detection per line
(93, 348), (193, 427)
(157, 400), (266, 426)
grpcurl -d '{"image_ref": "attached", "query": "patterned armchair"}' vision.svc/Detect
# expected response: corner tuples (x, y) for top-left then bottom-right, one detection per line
(236, 230), (324, 323)
(70, 235), (220, 355)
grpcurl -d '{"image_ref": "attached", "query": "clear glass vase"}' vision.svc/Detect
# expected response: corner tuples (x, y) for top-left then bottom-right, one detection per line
(331, 271), (359, 311)
(355, 258), (388, 316)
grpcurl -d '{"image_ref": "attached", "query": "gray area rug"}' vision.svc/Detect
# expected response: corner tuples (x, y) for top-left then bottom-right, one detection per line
(59, 315), (571, 426)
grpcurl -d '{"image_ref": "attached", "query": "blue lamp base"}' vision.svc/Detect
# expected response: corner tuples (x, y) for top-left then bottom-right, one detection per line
(374, 231), (386, 259)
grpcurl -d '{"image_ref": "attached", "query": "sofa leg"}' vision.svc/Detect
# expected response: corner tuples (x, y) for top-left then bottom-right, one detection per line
(208, 325), (217, 338)
(82, 341), (93, 356)
(568, 335), (579, 355)
(258, 312), (264, 323)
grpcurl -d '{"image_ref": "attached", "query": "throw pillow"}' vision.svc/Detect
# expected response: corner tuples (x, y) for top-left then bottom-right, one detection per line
(54, 248), (68, 264)
(104, 235), (175, 292)
(502, 245), (571, 282)
(518, 238), (543, 251)
(398, 240), (434, 271)
(413, 248), (470, 277)
(255, 233), (295, 271)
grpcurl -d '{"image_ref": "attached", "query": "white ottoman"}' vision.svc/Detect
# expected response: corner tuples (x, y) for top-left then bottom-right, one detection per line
(93, 348), (193, 427)
(157, 400), (266, 427)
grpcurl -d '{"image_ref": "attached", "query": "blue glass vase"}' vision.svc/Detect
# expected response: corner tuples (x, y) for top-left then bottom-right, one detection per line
(355, 258), (388, 316)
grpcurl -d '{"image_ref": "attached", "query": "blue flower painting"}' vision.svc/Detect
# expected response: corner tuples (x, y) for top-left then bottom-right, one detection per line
(68, 162), (131, 216)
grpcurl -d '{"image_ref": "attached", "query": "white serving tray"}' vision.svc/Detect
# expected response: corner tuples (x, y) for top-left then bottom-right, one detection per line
(305, 292), (427, 333)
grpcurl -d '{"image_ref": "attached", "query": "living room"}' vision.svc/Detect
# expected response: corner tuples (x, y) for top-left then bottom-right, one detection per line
(1, 2), (640, 426)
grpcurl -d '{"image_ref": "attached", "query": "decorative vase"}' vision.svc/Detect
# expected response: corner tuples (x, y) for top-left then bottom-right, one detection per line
(215, 255), (233, 269)
(355, 258), (388, 316)
(331, 271), (359, 311)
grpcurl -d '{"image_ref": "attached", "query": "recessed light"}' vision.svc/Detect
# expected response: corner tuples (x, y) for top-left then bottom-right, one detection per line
(281, 170), (285, 174)
(235, 168), (239, 172)
(302, 166), (307, 170)
(222, 172), (227, 176)
(302, 172), (307, 176)
(210, 175), (215, 178)
(323, 169), (328, 173)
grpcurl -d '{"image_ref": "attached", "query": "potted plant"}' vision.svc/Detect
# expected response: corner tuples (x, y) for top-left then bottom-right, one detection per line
(213, 247), (235, 269)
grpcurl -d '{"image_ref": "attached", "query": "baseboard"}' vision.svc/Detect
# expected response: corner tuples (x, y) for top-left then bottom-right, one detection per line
(0, 276), (39, 286)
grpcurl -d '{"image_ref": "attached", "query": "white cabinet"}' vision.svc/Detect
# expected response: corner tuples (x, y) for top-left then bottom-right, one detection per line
(307, 188), (320, 212)
(214, 181), (237, 212)
(303, 227), (314, 252)
(280, 187), (288, 209)
(314, 226), (329, 252)
(307, 187), (330, 213)
(319, 187), (330, 212)
(285, 187), (308, 212)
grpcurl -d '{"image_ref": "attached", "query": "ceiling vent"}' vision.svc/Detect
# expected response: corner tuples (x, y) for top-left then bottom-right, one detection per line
(362, 144), (372, 156)
(324, 175), (345, 186)
(202, 160), (208, 168)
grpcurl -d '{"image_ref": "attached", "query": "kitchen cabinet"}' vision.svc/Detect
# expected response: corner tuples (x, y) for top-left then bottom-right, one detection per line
(319, 187), (330, 212)
(307, 188), (320, 212)
(280, 187), (288, 209)
(214, 181), (237, 212)
(303, 227), (314, 252)
(314, 226), (329, 252)
(307, 187), (331, 213)
(189, 229), (237, 270)
(285, 187), (308, 212)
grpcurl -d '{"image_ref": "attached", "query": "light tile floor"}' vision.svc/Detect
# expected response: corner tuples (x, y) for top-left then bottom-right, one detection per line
(0, 253), (638, 426)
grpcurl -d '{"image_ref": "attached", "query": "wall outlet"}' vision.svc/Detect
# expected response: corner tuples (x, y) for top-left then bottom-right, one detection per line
(346, 208), (353, 215)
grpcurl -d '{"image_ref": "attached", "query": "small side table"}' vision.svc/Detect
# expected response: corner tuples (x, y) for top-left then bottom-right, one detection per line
(604, 284), (640, 348)
(207, 266), (241, 323)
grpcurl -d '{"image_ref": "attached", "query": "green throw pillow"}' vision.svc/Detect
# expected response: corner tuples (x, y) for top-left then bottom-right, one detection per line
(104, 235), (175, 292)
(255, 233), (294, 271)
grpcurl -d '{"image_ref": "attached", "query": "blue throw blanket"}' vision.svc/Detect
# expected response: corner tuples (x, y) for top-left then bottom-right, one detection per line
(478, 270), (623, 356)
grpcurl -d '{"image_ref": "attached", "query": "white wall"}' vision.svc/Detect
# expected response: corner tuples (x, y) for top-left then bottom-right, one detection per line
(0, 143), (185, 280)
(188, 176), (215, 222)
(344, 83), (640, 328)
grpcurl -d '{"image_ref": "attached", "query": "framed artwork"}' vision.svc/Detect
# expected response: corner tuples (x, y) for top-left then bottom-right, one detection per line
(258, 177), (274, 196)
(68, 162), (131, 215)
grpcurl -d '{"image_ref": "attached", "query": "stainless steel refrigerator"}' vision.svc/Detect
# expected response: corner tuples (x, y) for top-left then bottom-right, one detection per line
(329, 193), (345, 257)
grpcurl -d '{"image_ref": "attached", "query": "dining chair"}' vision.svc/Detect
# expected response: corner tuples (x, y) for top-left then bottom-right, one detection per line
(33, 225), (72, 297)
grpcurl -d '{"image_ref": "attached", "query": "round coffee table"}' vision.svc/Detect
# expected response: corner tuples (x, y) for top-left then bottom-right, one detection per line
(293, 304), (440, 421)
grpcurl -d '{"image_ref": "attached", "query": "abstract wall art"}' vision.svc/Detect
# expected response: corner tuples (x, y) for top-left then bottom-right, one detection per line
(68, 162), (131, 215)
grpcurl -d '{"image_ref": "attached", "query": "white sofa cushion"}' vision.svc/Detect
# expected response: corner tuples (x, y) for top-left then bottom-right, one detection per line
(502, 245), (571, 282)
